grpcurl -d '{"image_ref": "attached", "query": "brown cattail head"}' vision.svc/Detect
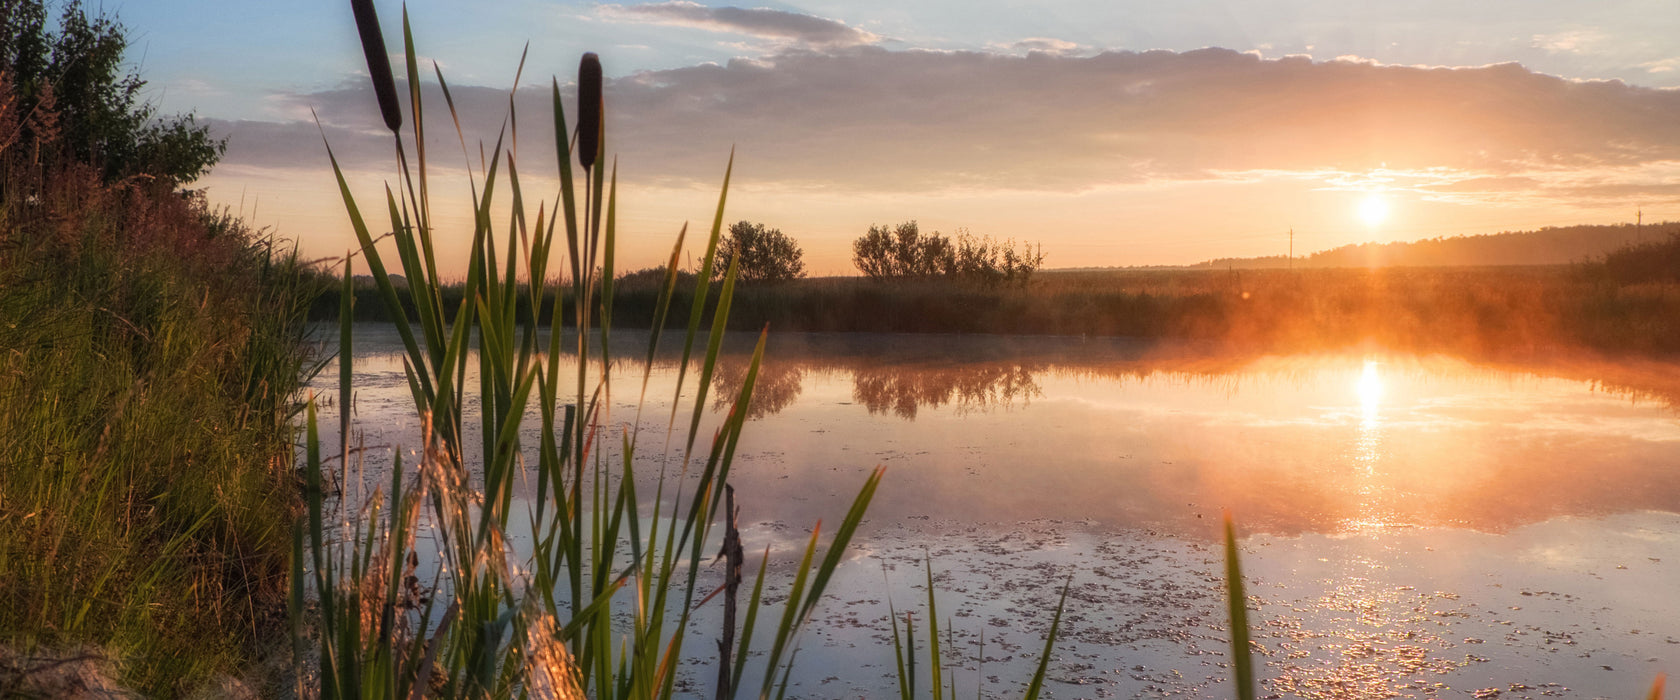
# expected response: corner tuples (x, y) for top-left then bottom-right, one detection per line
(576, 53), (602, 171)
(351, 0), (402, 133)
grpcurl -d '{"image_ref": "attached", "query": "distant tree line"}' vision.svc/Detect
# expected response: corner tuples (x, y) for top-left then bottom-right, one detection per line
(853, 220), (1043, 288)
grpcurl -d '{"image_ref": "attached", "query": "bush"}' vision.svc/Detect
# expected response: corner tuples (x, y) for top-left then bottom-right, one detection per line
(853, 220), (1044, 287)
(0, 0), (223, 186)
(1598, 233), (1680, 284)
(714, 220), (806, 282)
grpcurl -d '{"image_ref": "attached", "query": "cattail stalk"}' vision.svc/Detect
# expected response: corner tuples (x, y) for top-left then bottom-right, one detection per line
(351, 0), (402, 133)
(576, 53), (602, 171)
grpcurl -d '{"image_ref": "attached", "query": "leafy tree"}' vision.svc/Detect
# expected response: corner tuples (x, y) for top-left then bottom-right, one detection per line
(853, 220), (952, 278)
(853, 220), (1044, 287)
(715, 220), (807, 282)
(0, 0), (223, 185)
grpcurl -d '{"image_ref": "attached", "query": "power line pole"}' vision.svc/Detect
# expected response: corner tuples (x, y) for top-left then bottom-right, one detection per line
(1288, 228), (1294, 270)
(1637, 208), (1643, 243)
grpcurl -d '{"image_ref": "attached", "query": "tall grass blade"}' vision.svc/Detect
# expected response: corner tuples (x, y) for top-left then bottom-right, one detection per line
(1224, 511), (1256, 700)
(926, 557), (944, 700)
(1022, 578), (1069, 700)
(670, 152), (734, 444)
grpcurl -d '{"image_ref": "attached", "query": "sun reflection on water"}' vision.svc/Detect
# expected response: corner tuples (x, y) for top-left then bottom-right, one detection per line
(1357, 360), (1384, 425)
(1349, 359), (1394, 533)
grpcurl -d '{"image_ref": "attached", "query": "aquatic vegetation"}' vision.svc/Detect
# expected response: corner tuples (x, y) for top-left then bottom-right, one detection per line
(295, 4), (881, 697)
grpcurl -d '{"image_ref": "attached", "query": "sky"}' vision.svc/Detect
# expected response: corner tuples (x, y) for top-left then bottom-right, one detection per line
(115, 1), (1680, 275)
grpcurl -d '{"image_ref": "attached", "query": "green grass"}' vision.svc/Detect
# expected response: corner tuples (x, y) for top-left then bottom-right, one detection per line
(295, 8), (884, 698)
(0, 162), (320, 695)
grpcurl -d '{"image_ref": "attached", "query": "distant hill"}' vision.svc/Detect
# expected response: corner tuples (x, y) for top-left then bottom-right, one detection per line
(1185, 222), (1680, 269)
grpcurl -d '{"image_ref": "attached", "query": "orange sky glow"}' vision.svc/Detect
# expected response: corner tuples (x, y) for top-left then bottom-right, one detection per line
(148, 5), (1680, 278)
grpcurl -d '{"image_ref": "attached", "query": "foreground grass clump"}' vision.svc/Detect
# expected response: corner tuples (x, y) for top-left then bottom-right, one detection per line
(0, 161), (319, 695)
(295, 5), (892, 697)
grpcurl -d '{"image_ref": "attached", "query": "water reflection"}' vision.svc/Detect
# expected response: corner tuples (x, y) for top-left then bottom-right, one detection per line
(851, 361), (1042, 419)
(317, 326), (1680, 539)
(311, 325), (1680, 699)
(709, 359), (805, 420)
(1349, 360), (1390, 533)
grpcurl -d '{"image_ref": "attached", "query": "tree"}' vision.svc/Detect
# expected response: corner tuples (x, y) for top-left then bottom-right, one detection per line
(852, 220), (952, 278)
(715, 221), (806, 282)
(853, 221), (1044, 287)
(0, 0), (223, 185)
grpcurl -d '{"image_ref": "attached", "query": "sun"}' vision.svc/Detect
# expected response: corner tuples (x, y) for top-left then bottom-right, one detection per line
(1357, 194), (1390, 227)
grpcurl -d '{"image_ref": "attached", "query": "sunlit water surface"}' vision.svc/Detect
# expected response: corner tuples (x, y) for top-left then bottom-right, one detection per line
(308, 324), (1680, 699)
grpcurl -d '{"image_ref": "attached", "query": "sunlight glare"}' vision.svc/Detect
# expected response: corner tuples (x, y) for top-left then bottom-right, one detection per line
(1358, 194), (1390, 227)
(1357, 360), (1384, 421)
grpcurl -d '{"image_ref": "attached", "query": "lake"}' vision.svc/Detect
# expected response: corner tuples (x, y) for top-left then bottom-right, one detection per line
(308, 323), (1680, 699)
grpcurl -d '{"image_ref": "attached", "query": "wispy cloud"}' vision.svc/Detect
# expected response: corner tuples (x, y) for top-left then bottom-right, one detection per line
(1641, 57), (1680, 74)
(1003, 37), (1086, 57)
(596, 2), (878, 49)
(1531, 29), (1608, 55)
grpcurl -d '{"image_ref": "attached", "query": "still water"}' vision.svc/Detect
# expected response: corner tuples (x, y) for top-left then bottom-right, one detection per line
(309, 324), (1680, 699)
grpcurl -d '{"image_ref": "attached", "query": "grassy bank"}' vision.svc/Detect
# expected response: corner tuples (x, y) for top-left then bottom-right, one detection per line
(0, 161), (320, 695)
(315, 257), (1680, 361)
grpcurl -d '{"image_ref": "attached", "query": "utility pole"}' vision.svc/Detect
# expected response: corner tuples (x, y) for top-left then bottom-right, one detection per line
(1637, 208), (1643, 243)
(1288, 228), (1294, 270)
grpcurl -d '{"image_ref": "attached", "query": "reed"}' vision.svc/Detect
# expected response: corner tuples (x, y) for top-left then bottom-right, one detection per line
(295, 5), (882, 698)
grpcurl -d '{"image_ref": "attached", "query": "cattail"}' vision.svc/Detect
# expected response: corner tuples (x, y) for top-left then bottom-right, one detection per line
(576, 53), (602, 171)
(350, 0), (402, 133)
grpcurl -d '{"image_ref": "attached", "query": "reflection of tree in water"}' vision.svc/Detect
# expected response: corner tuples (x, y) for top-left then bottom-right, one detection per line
(710, 359), (806, 420)
(853, 363), (1044, 420)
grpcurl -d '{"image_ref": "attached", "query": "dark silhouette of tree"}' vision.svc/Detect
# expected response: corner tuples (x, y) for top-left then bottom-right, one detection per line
(715, 220), (806, 282)
(852, 220), (949, 278)
(853, 220), (1044, 287)
(0, 0), (223, 185)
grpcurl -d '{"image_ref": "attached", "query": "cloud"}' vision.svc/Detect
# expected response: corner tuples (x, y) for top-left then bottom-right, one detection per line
(596, 2), (877, 49)
(1531, 29), (1608, 55)
(214, 47), (1680, 208)
(1642, 57), (1680, 74)
(1005, 38), (1086, 56)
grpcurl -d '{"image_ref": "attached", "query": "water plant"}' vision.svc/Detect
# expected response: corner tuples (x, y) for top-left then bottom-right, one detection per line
(295, 2), (882, 697)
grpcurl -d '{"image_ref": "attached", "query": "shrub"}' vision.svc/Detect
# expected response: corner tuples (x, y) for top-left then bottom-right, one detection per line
(1598, 233), (1680, 284)
(0, 0), (223, 185)
(853, 220), (1044, 287)
(715, 220), (806, 282)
